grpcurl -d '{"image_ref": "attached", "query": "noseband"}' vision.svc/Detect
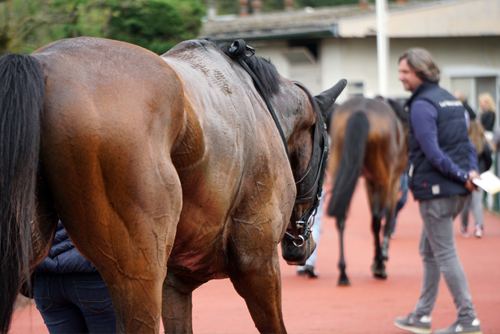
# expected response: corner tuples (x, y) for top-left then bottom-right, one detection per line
(227, 39), (329, 248)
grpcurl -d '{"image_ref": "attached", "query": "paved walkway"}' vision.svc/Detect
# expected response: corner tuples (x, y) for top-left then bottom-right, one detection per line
(10, 179), (500, 333)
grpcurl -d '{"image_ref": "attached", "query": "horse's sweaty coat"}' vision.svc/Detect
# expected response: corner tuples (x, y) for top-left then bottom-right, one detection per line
(0, 37), (345, 333)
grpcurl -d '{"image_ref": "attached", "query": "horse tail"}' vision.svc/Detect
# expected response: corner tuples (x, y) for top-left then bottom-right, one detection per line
(0, 54), (45, 333)
(328, 111), (370, 219)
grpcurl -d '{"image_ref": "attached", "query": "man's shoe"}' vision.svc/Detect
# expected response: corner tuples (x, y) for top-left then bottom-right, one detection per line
(434, 318), (482, 334)
(394, 313), (431, 334)
(474, 227), (483, 238)
(296, 265), (306, 276)
(460, 226), (469, 238)
(297, 265), (318, 278)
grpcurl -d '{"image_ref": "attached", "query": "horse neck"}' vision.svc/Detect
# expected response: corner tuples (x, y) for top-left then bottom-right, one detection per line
(270, 84), (312, 142)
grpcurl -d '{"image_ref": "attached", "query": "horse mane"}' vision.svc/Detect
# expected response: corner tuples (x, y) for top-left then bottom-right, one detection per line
(217, 42), (281, 97)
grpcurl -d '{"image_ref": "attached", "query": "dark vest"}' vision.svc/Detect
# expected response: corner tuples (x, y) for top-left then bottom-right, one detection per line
(35, 221), (97, 274)
(406, 81), (470, 200)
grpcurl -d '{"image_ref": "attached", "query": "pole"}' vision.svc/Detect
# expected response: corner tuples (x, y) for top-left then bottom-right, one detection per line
(376, 0), (389, 97)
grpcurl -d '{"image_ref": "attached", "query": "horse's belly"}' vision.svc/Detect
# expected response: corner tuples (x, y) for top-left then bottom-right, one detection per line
(167, 242), (228, 281)
(167, 203), (231, 281)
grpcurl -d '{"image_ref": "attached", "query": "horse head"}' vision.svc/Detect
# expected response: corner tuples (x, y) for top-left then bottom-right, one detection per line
(280, 79), (347, 265)
(222, 40), (347, 265)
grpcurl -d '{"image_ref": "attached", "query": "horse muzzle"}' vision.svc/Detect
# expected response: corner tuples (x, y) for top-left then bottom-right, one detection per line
(280, 232), (316, 265)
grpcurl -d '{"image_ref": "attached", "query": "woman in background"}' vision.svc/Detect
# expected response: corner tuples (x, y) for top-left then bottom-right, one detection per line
(478, 92), (496, 139)
(460, 120), (493, 238)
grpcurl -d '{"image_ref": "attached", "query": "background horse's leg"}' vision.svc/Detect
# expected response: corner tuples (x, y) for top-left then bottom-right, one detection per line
(327, 111), (370, 286)
(381, 176), (401, 261)
(228, 245), (286, 333)
(366, 183), (387, 279)
(381, 207), (394, 261)
(162, 271), (202, 334)
(336, 216), (350, 286)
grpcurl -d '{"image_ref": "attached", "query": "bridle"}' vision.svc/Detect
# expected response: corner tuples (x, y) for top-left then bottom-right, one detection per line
(287, 83), (329, 247)
(227, 39), (329, 248)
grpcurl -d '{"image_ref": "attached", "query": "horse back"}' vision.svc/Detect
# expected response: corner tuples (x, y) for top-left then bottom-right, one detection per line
(330, 97), (406, 184)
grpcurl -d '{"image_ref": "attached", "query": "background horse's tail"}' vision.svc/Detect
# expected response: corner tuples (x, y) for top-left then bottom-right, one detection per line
(0, 54), (45, 333)
(328, 111), (369, 219)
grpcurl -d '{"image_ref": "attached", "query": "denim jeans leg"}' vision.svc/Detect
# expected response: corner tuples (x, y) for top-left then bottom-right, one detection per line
(34, 274), (88, 334)
(417, 196), (476, 324)
(64, 272), (116, 334)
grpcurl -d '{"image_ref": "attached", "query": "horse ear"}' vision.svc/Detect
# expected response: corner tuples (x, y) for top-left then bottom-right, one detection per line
(387, 98), (409, 125)
(314, 79), (347, 119)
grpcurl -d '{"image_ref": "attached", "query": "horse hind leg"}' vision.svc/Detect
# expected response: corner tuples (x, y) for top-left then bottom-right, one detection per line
(368, 187), (387, 280)
(336, 215), (350, 286)
(381, 177), (400, 262)
(381, 206), (395, 261)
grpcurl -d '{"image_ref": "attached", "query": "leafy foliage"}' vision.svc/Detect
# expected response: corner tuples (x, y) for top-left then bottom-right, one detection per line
(0, 0), (205, 55)
(106, 0), (205, 54)
(0, 0), (128, 54)
(294, 0), (360, 7)
(204, 0), (369, 15)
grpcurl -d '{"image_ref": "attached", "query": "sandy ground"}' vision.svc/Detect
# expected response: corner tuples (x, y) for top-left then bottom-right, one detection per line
(10, 179), (500, 333)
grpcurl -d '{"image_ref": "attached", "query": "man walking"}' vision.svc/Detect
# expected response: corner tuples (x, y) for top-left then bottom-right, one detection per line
(394, 48), (482, 334)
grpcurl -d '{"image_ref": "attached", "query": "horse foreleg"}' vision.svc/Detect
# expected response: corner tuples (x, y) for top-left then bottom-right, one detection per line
(229, 249), (286, 333)
(161, 271), (202, 334)
(336, 216), (350, 286)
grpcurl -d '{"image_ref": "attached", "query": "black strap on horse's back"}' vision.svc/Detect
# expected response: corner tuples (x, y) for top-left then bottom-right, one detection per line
(227, 39), (290, 159)
(226, 39), (328, 248)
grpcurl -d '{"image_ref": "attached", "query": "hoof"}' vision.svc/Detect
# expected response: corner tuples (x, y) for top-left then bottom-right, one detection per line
(337, 273), (351, 286)
(371, 262), (387, 279)
(373, 271), (387, 280)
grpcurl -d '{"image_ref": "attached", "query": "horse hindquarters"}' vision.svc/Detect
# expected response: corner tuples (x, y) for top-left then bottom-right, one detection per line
(0, 54), (46, 334)
(327, 111), (370, 286)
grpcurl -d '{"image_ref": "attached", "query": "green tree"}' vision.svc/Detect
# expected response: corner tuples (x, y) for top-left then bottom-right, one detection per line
(204, 0), (378, 15)
(0, 0), (140, 55)
(106, 0), (205, 54)
(294, 0), (360, 7)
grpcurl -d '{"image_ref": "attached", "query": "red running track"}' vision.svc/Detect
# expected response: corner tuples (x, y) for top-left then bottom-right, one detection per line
(10, 179), (500, 333)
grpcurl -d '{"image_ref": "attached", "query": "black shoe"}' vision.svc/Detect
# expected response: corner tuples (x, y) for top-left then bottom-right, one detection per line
(297, 265), (318, 278)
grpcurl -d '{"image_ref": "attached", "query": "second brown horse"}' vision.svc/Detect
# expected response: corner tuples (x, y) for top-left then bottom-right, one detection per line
(327, 97), (407, 286)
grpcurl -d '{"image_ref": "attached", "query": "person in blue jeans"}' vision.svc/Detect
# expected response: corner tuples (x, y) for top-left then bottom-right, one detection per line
(33, 221), (116, 334)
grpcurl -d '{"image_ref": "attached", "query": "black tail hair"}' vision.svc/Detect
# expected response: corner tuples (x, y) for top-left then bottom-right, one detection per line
(0, 54), (45, 333)
(328, 111), (369, 219)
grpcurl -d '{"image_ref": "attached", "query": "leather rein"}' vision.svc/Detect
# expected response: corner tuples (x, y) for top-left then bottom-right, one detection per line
(227, 39), (329, 248)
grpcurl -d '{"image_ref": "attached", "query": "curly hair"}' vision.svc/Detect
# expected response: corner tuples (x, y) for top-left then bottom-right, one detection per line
(399, 48), (440, 83)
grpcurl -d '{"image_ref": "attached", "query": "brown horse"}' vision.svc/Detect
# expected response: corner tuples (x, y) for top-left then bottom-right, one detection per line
(326, 97), (407, 286)
(0, 37), (346, 333)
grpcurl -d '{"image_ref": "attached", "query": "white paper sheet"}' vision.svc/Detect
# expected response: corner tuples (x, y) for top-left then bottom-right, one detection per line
(472, 171), (500, 194)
